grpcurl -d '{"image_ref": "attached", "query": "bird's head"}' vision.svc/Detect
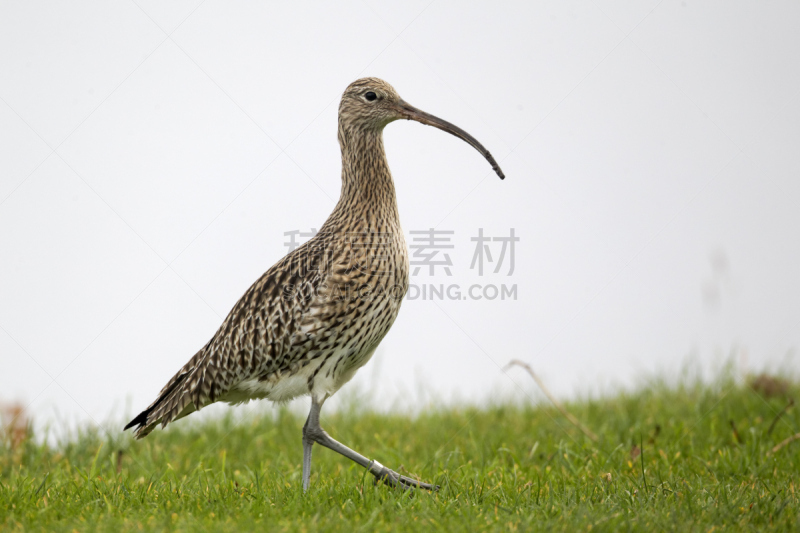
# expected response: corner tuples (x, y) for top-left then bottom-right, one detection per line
(339, 77), (504, 179)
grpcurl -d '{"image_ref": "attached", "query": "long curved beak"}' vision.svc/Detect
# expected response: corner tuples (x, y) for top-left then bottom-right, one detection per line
(396, 100), (505, 180)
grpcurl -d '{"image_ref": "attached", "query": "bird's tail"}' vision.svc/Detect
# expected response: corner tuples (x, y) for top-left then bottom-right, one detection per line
(124, 347), (208, 438)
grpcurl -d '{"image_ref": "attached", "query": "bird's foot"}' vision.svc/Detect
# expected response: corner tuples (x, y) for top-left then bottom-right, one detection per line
(368, 460), (439, 491)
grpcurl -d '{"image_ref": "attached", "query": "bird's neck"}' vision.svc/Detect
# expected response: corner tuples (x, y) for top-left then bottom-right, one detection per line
(333, 124), (400, 230)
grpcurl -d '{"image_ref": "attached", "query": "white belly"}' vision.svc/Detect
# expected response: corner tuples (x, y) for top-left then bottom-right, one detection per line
(222, 345), (378, 405)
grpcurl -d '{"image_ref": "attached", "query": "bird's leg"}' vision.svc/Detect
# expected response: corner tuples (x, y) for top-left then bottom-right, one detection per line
(301, 409), (315, 492)
(302, 396), (438, 491)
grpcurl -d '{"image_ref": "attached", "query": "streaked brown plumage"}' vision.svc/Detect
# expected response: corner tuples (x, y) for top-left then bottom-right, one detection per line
(125, 77), (504, 490)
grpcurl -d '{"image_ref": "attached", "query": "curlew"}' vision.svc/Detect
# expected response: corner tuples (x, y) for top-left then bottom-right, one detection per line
(125, 78), (504, 491)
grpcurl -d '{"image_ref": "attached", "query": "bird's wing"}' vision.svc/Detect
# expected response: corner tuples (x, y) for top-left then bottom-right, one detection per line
(125, 239), (333, 438)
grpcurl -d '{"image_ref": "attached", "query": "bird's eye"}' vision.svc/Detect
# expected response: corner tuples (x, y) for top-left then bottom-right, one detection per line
(364, 91), (377, 102)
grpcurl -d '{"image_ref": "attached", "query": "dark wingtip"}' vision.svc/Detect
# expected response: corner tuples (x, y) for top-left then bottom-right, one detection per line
(124, 409), (149, 432)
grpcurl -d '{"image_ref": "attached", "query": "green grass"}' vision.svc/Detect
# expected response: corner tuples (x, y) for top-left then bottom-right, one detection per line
(2, 371), (799, 531)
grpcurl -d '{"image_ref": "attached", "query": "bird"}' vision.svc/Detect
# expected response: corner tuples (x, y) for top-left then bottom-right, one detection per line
(124, 77), (504, 491)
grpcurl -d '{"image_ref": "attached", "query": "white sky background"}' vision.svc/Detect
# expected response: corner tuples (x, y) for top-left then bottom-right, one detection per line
(1, 0), (799, 436)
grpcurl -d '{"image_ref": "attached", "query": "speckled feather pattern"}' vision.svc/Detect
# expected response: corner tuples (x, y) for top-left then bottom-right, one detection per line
(129, 79), (411, 438)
